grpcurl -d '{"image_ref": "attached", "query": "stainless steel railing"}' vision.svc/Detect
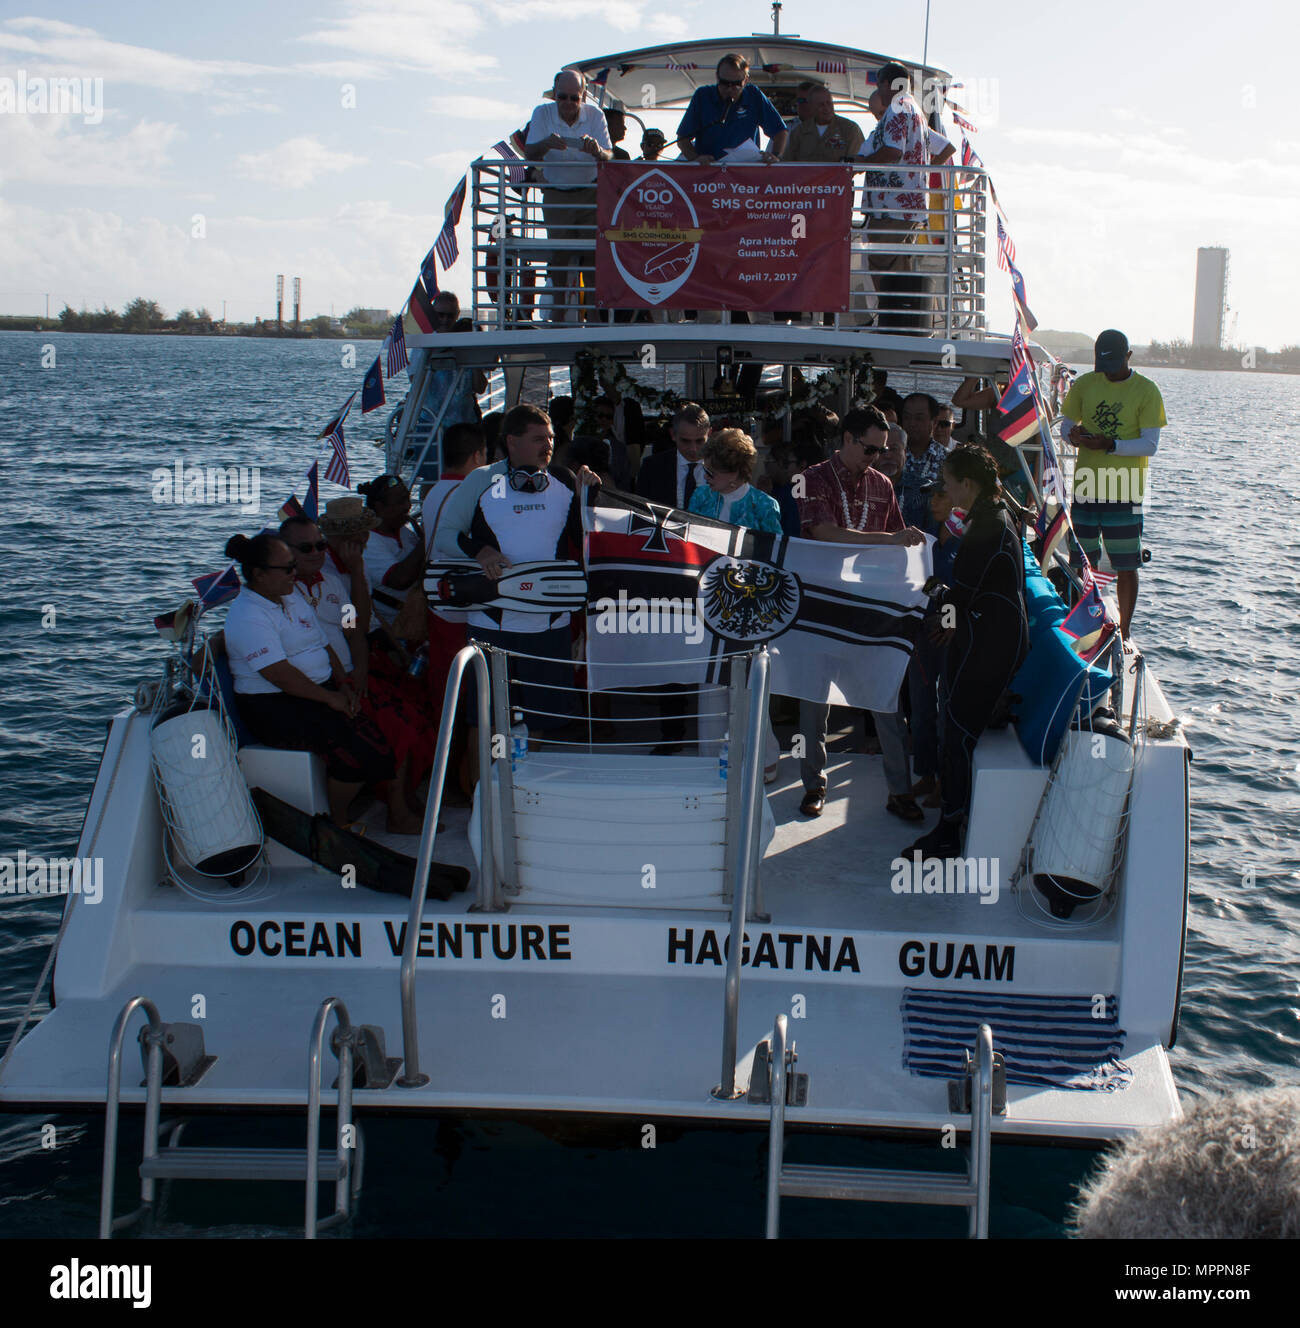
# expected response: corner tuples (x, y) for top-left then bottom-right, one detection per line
(715, 647), (771, 1100)
(398, 644), (495, 1087)
(469, 159), (989, 337)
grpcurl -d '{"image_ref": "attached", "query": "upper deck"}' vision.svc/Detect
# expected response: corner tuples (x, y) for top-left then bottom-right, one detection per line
(465, 35), (990, 340)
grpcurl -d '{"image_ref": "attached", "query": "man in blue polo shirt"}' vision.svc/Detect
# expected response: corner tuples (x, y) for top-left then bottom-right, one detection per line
(676, 53), (788, 165)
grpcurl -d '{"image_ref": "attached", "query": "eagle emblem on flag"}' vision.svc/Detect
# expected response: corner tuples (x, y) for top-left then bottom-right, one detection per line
(699, 557), (800, 642)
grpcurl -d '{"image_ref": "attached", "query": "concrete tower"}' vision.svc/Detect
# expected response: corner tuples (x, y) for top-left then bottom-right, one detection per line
(1192, 247), (1228, 348)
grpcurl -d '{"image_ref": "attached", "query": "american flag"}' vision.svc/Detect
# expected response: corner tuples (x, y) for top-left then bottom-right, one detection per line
(491, 137), (527, 187)
(1079, 557), (1118, 592)
(319, 391), (357, 488)
(385, 312), (408, 376)
(960, 132), (983, 171)
(1010, 323), (1031, 379)
(666, 60), (697, 70)
(434, 176), (467, 269)
(953, 111), (977, 133)
(816, 59), (846, 74)
(996, 215), (1016, 272)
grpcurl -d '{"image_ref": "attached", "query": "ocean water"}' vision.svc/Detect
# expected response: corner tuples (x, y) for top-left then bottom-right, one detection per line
(0, 333), (1297, 1238)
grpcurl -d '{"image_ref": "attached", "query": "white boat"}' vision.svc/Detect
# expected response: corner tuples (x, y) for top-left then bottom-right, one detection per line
(0, 24), (1190, 1239)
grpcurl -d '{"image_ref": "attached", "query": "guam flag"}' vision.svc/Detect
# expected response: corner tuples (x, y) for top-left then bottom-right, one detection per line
(1059, 583), (1115, 662)
(583, 491), (930, 709)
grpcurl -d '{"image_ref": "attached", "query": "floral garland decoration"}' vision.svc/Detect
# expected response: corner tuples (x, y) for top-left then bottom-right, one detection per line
(572, 348), (875, 423)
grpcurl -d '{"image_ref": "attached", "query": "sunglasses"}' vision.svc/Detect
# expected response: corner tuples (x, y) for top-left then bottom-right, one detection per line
(290, 539), (328, 553)
(264, 562), (296, 573)
(935, 420), (955, 428)
(717, 77), (744, 88)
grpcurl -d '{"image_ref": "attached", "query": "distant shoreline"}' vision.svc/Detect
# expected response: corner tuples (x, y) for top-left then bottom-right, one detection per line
(0, 319), (381, 340)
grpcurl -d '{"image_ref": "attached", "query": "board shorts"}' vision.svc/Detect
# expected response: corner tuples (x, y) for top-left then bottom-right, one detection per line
(1069, 501), (1143, 572)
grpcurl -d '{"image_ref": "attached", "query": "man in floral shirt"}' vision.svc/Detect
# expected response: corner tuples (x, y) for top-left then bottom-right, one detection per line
(857, 61), (931, 331)
(897, 393), (948, 528)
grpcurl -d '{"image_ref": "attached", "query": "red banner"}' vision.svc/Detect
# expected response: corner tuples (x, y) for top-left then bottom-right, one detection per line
(595, 163), (851, 312)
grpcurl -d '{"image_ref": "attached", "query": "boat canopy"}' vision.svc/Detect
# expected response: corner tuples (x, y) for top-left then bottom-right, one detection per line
(567, 38), (951, 116)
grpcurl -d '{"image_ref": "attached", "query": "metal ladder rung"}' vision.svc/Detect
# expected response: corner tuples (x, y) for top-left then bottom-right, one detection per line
(140, 1148), (344, 1183)
(778, 1164), (974, 1206)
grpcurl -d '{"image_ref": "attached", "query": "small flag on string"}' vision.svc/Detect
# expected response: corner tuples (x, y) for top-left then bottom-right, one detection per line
(1059, 583), (1114, 660)
(418, 244), (440, 297)
(1010, 323), (1031, 378)
(1008, 262), (1039, 332)
(153, 600), (196, 640)
(960, 132), (983, 170)
(666, 60), (697, 70)
(491, 136), (527, 186)
(618, 64), (636, 76)
(590, 67), (610, 89)
(1079, 557), (1118, 592)
(303, 461), (319, 521)
(1034, 500), (1069, 571)
(279, 463), (320, 523)
(408, 277), (437, 334)
(953, 110), (978, 133)
(320, 391), (357, 487)
(434, 176), (467, 269)
(816, 59), (846, 74)
(385, 313), (408, 376)
(996, 359), (1041, 448)
(361, 356), (385, 414)
(192, 565), (241, 609)
(996, 215), (1016, 272)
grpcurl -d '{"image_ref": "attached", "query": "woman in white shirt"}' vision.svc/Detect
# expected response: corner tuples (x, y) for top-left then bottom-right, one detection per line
(222, 531), (418, 834)
(284, 515), (435, 830)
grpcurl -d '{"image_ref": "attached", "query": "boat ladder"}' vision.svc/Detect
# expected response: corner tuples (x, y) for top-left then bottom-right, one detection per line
(100, 996), (390, 1238)
(762, 1015), (997, 1238)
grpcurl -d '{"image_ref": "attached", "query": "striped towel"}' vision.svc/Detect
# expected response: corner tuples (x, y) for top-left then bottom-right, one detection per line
(901, 989), (1133, 1091)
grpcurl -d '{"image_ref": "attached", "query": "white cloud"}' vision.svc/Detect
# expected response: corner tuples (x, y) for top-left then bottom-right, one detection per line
(297, 0), (495, 76)
(0, 16), (282, 92)
(424, 93), (528, 122)
(236, 136), (366, 189)
(0, 111), (181, 187)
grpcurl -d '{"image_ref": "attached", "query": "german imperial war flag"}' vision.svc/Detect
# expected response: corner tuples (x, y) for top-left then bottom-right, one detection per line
(996, 360), (1042, 448)
(361, 356), (385, 413)
(582, 490), (930, 709)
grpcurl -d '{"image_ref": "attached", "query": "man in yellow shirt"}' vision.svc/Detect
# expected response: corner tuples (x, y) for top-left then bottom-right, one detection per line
(1059, 329), (1167, 640)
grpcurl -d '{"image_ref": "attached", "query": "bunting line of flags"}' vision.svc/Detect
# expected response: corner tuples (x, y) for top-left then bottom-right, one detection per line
(320, 391), (357, 487)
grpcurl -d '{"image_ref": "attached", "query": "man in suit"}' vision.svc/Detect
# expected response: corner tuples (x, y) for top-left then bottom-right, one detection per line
(633, 401), (710, 751)
(636, 402), (709, 508)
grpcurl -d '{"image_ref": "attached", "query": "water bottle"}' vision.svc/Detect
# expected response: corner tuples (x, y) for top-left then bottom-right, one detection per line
(510, 711), (529, 772)
(407, 643), (429, 679)
(718, 740), (729, 784)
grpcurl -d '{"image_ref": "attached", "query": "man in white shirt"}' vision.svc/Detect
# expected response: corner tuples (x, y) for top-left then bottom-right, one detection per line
(525, 69), (613, 323)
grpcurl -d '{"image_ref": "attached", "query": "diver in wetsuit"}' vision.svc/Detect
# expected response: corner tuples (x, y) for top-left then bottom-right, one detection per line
(908, 443), (1028, 858)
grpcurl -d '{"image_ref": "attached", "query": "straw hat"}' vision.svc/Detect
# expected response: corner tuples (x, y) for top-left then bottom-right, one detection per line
(318, 496), (381, 536)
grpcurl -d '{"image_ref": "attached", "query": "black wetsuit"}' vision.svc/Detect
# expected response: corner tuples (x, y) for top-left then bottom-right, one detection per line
(936, 498), (1029, 823)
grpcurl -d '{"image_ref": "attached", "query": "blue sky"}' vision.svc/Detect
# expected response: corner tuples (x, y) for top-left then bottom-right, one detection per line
(1, 0), (1296, 347)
